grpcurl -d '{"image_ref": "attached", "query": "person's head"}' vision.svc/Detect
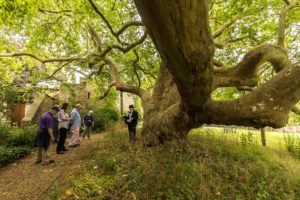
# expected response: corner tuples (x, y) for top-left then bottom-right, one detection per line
(88, 110), (94, 115)
(76, 103), (84, 110)
(129, 105), (134, 112)
(61, 103), (69, 112)
(50, 105), (60, 115)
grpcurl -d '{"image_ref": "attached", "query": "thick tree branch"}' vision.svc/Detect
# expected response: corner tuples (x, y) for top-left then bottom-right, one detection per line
(213, 59), (225, 67)
(201, 63), (300, 128)
(278, 0), (300, 47)
(291, 106), (300, 115)
(0, 52), (83, 63)
(88, 25), (102, 52)
(213, 44), (289, 89)
(103, 57), (150, 102)
(133, 50), (141, 87)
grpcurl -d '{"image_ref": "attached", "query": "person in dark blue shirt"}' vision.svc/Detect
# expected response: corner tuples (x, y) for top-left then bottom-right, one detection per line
(82, 110), (94, 140)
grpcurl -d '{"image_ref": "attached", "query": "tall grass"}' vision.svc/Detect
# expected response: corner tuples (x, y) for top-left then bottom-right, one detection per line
(54, 127), (300, 200)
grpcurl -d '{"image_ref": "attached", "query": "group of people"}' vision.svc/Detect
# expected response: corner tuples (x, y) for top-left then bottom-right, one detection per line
(34, 103), (94, 165)
(34, 103), (138, 165)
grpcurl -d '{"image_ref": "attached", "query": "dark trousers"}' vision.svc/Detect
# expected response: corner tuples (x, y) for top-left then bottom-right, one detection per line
(128, 126), (136, 141)
(57, 128), (68, 152)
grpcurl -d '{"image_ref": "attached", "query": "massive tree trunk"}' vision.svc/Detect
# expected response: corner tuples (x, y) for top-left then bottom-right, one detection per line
(131, 0), (300, 144)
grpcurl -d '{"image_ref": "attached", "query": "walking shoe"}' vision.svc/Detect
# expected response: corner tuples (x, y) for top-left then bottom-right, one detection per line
(34, 160), (41, 164)
(41, 160), (55, 165)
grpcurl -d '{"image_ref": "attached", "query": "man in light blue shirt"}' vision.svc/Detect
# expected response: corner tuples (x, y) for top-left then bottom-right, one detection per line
(69, 103), (83, 147)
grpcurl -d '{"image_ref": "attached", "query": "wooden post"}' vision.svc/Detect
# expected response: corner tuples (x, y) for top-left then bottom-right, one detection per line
(261, 128), (266, 146)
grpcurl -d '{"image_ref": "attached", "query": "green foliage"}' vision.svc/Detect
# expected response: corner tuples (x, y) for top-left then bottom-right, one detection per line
(284, 134), (300, 159)
(6, 125), (37, 146)
(56, 128), (300, 199)
(0, 122), (37, 166)
(239, 131), (254, 146)
(0, 146), (30, 167)
(0, 122), (11, 141)
(82, 106), (119, 131)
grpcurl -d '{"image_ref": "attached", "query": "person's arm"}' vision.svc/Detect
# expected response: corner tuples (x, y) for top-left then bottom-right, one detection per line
(48, 128), (55, 143)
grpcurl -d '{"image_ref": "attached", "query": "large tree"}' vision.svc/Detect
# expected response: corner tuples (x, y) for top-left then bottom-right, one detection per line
(0, 0), (299, 144)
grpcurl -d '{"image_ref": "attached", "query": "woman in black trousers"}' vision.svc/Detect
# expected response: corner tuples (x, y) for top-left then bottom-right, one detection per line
(56, 103), (70, 154)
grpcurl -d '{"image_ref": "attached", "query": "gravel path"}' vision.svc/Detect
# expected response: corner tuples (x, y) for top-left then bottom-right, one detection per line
(0, 134), (103, 200)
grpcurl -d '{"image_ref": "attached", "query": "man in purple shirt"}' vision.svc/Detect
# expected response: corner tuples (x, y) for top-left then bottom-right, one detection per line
(35, 105), (59, 165)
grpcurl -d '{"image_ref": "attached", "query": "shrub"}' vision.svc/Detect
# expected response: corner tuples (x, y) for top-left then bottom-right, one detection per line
(0, 122), (11, 143)
(0, 123), (37, 167)
(6, 125), (37, 146)
(82, 107), (119, 131)
(0, 146), (30, 167)
(284, 134), (300, 159)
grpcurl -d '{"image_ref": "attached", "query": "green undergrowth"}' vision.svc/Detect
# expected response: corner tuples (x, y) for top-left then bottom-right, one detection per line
(52, 128), (300, 200)
(0, 124), (36, 167)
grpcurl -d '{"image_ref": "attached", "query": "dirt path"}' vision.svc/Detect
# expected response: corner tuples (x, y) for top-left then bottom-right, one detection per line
(0, 134), (104, 200)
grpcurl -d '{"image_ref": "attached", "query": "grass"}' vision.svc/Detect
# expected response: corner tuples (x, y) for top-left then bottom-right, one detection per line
(51, 127), (300, 200)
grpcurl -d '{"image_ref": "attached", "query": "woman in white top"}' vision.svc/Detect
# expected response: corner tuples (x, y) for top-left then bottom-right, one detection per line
(56, 103), (70, 154)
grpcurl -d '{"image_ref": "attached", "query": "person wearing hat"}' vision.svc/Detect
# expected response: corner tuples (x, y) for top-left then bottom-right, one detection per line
(68, 103), (83, 147)
(82, 110), (94, 140)
(34, 105), (59, 165)
(123, 105), (139, 141)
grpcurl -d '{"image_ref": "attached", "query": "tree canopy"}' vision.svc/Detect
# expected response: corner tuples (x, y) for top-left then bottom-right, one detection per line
(0, 0), (299, 142)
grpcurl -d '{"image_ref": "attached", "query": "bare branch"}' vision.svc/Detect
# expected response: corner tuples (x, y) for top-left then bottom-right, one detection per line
(100, 30), (148, 57)
(38, 9), (72, 14)
(215, 36), (248, 49)
(99, 82), (116, 100)
(115, 21), (144, 36)
(136, 63), (157, 79)
(278, 0), (300, 47)
(48, 61), (73, 79)
(0, 52), (83, 63)
(213, 19), (236, 38)
(88, 0), (143, 44)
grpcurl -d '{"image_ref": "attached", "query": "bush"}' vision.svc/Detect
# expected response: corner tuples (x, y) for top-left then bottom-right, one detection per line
(0, 146), (30, 167)
(82, 107), (119, 131)
(0, 122), (11, 143)
(284, 134), (300, 159)
(0, 123), (37, 167)
(6, 125), (37, 146)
